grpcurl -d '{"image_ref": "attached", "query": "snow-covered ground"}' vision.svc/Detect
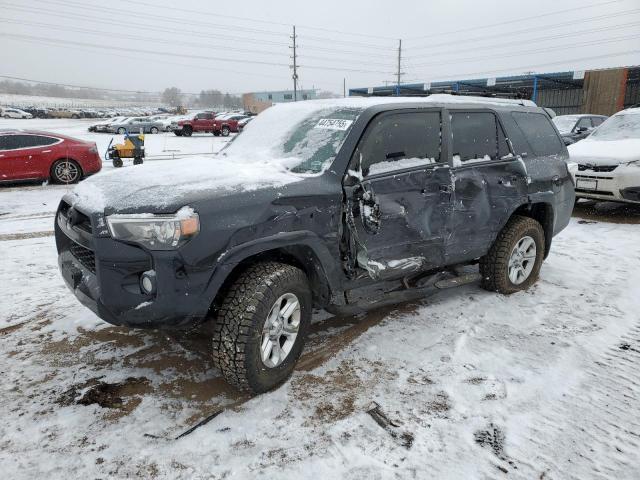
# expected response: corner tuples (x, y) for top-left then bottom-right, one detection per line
(1, 119), (640, 479)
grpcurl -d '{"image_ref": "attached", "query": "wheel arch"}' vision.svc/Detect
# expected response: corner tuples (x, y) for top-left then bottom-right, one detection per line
(206, 236), (343, 317)
(512, 202), (554, 258)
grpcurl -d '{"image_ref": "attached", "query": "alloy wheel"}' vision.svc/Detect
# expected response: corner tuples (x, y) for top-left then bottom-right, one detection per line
(508, 235), (537, 285)
(260, 293), (301, 368)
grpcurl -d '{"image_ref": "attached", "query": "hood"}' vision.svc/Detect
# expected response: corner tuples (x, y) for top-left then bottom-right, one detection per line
(568, 137), (640, 166)
(69, 155), (302, 214)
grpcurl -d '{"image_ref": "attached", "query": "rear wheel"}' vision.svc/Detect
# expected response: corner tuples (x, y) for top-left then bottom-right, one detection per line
(117, 127), (126, 135)
(212, 262), (311, 394)
(182, 126), (193, 137)
(51, 159), (82, 184)
(221, 126), (230, 137)
(150, 127), (159, 134)
(480, 215), (545, 294)
(133, 157), (143, 165)
(112, 158), (123, 168)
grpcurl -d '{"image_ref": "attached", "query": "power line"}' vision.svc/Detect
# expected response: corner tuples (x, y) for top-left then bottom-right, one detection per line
(0, 18), (398, 68)
(405, 19), (640, 61)
(0, 33), (291, 68)
(30, 0), (291, 38)
(108, 0), (399, 41)
(405, 0), (626, 40)
(406, 8), (640, 52)
(0, 18), (291, 59)
(409, 33), (640, 69)
(2, 4), (291, 48)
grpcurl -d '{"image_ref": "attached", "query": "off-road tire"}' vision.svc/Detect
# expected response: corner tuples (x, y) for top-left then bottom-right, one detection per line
(212, 262), (311, 394)
(480, 215), (545, 294)
(182, 126), (193, 137)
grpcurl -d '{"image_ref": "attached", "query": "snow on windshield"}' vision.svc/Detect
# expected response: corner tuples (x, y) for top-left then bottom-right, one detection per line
(552, 116), (579, 134)
(590, 110), (640, 140)
(222, 102), (364, 174)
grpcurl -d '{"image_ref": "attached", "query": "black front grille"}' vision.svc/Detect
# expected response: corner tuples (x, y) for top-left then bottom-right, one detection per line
(578, 164), (618, 172)
(59, 201), (93, 234)
(69, 242), (96, 274)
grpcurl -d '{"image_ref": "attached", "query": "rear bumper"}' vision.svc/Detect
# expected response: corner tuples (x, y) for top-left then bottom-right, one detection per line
(55, 204), (213, 329)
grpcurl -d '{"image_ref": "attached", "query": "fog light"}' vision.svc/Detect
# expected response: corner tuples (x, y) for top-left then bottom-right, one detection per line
(140, 270), (156, 294)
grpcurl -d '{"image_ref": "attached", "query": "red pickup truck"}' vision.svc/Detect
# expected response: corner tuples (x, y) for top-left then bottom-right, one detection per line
(173, 112), (240, 137)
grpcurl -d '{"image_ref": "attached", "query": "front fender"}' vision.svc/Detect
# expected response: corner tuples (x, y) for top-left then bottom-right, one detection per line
(202, 230), (343, 309)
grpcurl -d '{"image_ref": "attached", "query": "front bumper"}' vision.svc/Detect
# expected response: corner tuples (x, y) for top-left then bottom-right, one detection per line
(570, 164), (640, 204)
(55, 203), (213, 329)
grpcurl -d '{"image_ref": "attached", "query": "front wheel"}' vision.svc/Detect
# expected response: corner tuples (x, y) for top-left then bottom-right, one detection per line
(150, 127), (159, 134)
(182, 127), (192, 137)
(212, 262), (311, 394)
(221, 126), (230, 137)
(117, 127), (126, 135)
(480, 215), (545, 294)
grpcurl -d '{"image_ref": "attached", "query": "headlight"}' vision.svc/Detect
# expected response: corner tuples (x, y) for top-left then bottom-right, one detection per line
(106, 207), (199, 250)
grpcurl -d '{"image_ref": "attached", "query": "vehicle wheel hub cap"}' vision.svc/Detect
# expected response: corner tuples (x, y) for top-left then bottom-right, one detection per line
(261, 293), (300, 368)
(508, 235), (536, 285)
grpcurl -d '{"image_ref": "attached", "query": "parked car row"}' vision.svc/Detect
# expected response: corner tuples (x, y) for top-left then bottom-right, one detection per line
(552, 114), (608, 145)
(0, 105), (169, 120)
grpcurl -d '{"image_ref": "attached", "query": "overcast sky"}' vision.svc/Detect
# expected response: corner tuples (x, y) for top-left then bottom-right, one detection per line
(1, 0), (639, 96)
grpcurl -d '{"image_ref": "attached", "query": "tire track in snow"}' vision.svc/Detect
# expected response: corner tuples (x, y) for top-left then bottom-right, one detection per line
(515, 325), (640, 479)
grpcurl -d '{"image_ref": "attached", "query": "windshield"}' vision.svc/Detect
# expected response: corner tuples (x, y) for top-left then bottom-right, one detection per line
(590, 112), (640, 140)
(552, 116), (578, 134)
(222, 104), (363, 174)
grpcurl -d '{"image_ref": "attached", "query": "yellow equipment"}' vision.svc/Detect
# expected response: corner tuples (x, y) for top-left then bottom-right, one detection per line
(106, 133), (145, 168)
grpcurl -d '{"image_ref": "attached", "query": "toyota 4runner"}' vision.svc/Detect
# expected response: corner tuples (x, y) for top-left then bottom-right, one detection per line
(56, 95), (574, 394)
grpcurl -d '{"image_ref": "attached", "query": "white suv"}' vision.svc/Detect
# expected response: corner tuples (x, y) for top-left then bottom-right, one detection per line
(568, 107), (640, 204)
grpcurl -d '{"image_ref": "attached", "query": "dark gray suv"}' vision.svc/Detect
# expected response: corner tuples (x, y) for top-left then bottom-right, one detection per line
(55, 96), (574, 393)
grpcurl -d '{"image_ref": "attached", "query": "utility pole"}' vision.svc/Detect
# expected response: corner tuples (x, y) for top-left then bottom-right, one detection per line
(343, 78), (346, 98)
(396, 39), (402, 96)
(291, 25), (298, 101)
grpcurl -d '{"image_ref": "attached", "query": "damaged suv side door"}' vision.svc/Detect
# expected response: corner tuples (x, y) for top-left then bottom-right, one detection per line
(446, 110), (528, 264)
(342, 109), (452, 279)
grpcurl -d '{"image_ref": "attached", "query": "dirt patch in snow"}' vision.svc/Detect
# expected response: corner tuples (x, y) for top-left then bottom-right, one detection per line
(0, 231), (54, 241)
(57, 376), (151, 412)
(573, 200), (640, 224)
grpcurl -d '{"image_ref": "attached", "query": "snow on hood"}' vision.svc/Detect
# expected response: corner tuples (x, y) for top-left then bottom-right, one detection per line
(568, 137), (640, 166)
(70, 155), (301, 213)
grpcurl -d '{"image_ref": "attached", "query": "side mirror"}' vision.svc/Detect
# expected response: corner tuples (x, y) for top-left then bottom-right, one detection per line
(576, 126), (588, 133)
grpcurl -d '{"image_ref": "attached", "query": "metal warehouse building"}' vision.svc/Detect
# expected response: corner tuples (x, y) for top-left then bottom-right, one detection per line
(349, 66), (640, 116)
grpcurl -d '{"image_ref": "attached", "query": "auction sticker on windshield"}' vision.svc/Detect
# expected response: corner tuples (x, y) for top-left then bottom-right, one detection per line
(314, 118), (354, 130)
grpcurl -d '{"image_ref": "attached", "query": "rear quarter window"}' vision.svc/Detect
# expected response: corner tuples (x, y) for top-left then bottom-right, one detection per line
(511, 112), (564, 157)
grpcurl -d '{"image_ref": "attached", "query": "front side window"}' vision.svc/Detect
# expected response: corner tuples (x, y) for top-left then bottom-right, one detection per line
(511, 112), (564, 156)
(354, 111), (442, 176)
(0, 135), (46, 149)
(451, 111), (509, 163)
(576, 117), (592, 130)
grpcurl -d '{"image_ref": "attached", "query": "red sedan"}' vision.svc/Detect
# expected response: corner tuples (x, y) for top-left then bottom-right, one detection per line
(0, 130), (102, 184)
